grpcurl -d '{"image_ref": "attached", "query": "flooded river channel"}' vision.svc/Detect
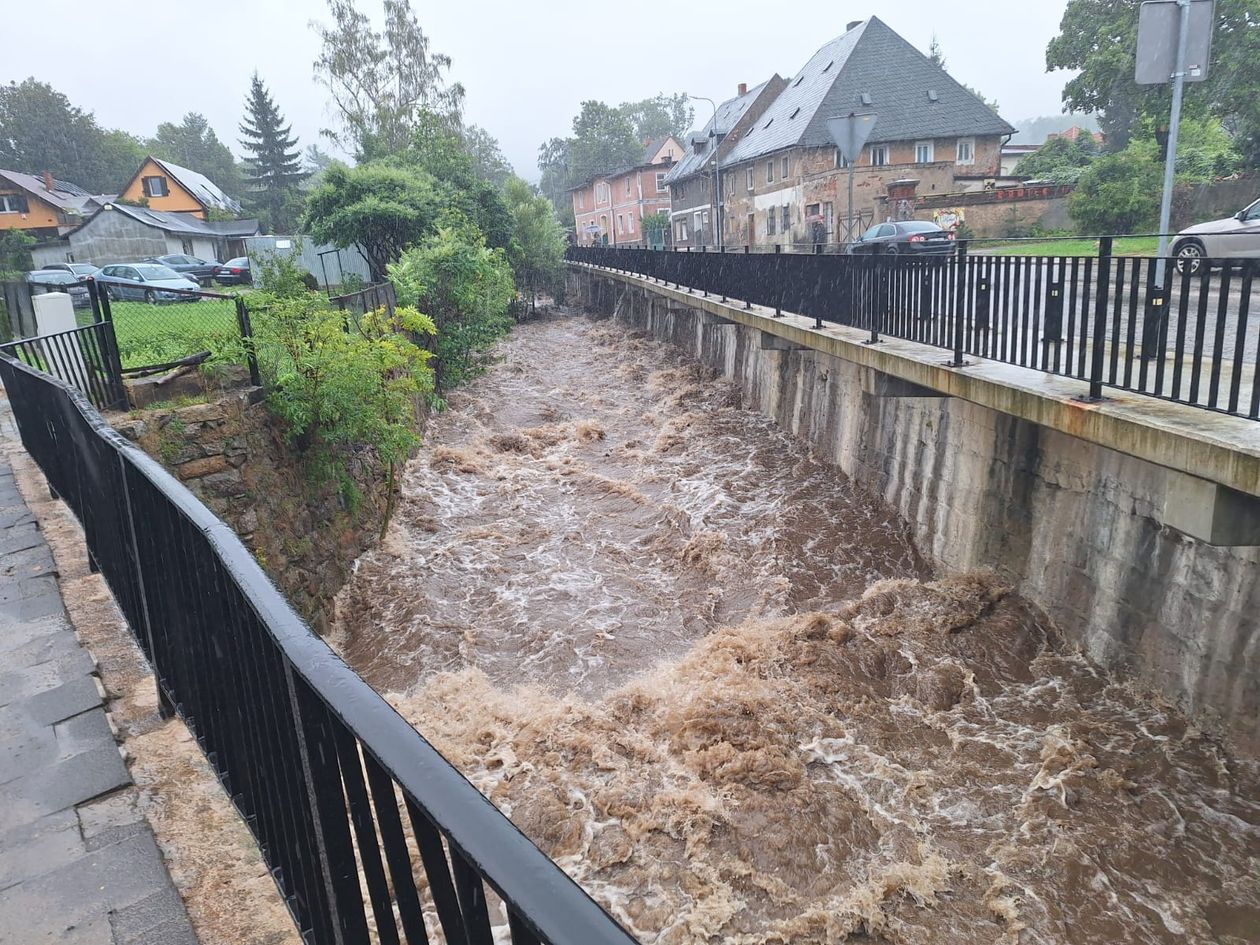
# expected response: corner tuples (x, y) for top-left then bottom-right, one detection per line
(334, 314), (1260, 945)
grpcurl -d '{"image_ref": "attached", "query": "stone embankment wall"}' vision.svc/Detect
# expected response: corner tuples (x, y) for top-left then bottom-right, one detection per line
(572, 268), (1260, 752)
(112, 392), (389, 634)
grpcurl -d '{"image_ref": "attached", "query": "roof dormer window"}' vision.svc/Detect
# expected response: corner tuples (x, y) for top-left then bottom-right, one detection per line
(143, 176), (169, 198)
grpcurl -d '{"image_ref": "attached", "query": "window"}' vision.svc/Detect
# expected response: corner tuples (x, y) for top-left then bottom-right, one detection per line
(956, 138), (975, 165)
(693, 211), (702, 237)
(781, 156), (789, 179)
(701, 209), (710, 227)
(835, 149), (850, 169)
(870, 145), (889, 167)
(766, 160), (774, 184)
(781, 205), (790, 232)
(627, 214), (635, 234)
(789, 107), (800, 119)
(656, 172), (667, 193)
(746, 167), (754, 191)
(677, 219), (689, 242)
(0, 194), (29, 213)
(676, 182), (686, 200)
(617, 214), (624, 234)
(767, 208), (776, 236)
(914, 141), (934, 164)
(143, 175), (169, 197)
(180, 239), (194, 255)
(625, 177), (631, 197)
(577, 192), (585, 209)
(596, 182), (609, 204)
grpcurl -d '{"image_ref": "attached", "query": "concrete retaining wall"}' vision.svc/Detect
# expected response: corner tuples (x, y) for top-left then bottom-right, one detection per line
(571, 267), (1260, 751)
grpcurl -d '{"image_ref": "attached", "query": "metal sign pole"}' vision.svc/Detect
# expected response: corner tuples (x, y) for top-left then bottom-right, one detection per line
(1154, 0), (1194, 282)
(847, 161), (855, 245)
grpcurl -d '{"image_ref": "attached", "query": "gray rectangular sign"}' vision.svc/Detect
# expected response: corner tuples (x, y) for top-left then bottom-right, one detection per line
(1136, 0), (1215, 85)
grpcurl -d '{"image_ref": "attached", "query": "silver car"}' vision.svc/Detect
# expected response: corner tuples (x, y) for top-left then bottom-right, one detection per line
(96, 263), (200, 303)
(1174, 198), (1260, 273)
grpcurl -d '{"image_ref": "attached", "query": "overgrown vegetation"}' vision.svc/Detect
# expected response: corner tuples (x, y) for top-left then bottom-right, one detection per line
(0, 230), (34, 280)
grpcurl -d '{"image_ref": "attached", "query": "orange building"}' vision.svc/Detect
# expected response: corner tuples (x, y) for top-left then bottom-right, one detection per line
(571, 137), (681, 246)
(117, 157), (241, 220)
(0, 170), (98, 240)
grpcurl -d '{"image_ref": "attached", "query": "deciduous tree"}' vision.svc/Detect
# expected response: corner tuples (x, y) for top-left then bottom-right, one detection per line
(503, 177), (567, 310)
(313, 0), (464, 159)
(617, 94), (694, 143)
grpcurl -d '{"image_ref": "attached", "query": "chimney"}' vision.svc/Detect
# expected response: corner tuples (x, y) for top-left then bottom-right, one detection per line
(846, 20), (862, 31)
(738, 82), (748, 96)
(42, 171), (54, 192)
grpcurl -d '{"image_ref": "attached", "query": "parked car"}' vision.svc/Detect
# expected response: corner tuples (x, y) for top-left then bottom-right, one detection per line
(214, 257), (252, 286)
(25, 270), (91, 308)
(144, 254), (222, 286)
(96, 264), (199, 303)
(847, 221), (956, 255)
(1174, 198), (1260, 273)
(40, 262), (100, 278)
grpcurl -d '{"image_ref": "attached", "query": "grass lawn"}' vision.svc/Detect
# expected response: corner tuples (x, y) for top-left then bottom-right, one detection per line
(79, 297), (244, 370)
(976, 236), (1162, 257)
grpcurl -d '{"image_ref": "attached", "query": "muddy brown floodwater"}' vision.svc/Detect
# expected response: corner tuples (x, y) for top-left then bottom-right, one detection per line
(334, 314), (1260, 945)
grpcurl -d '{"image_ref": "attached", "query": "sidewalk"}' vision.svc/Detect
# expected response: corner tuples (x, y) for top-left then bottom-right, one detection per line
(0, 454), (196, 945)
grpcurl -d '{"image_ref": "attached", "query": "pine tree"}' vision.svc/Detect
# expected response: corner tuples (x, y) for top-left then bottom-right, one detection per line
(239, 73), (304, 232)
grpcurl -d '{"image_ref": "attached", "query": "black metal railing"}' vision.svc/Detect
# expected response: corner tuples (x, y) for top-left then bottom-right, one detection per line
(0, 354), (637, 945)
(569, 243), (1260, 419)
(0, 320), (127, 411)
(331, 282), (398, 318)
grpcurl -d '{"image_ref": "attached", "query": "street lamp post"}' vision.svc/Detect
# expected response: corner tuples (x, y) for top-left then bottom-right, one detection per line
(687, 95), (723, 250)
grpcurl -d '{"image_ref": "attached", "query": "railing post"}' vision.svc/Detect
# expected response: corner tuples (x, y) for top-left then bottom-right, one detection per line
(1088, 236), (1113, 400)
(950, 239), (969, 366)
(235, 298), (261, 388)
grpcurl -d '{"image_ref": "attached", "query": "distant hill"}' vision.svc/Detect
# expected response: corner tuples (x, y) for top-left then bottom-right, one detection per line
(1011, 114), (1101, 145)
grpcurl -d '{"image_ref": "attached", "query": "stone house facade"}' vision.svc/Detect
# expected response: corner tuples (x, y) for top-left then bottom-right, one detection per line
(715, 17), (1013, 249)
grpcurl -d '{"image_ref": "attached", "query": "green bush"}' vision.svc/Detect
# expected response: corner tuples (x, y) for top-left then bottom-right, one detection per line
(388, 227), (515, 390)
(253, 241), (317, 298)
(1069, 153), (1162, 235)
(231, 294), (437, 506)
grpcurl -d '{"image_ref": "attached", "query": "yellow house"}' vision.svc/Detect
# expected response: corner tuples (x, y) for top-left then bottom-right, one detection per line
(0, 169), (95, 239)
(117, 157), (241, 221)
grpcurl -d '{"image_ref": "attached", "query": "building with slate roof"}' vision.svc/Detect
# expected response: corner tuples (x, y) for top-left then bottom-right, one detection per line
(0, 169), (105, 240)
(717, 17), (1014, 248)
(663, 77), (787, 248)
(117, 156), (242, 220)
(571, 136), (683, 246)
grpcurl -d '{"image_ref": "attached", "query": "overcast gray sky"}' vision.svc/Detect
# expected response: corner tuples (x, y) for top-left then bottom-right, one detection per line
(5, 1), (1073, 179)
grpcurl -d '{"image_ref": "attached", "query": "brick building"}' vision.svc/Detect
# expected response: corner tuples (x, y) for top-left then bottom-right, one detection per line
(571, 137), (683, 246)
(717, 17), (1014, 248)
(663, 78), (786, 248)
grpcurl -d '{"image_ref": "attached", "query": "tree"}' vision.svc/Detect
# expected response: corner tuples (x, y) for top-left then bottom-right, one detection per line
(462, 125), (514, 187)
(0, 79), (144, 193)
(1014, 135), (1100, 182)
(503, 177), (566, 310)
(1047, 0), (1260, 160)
(313, 0), (464, 159)
(239, 73), (305, 232)
(388, 226), (515, 389)
(303, 162), (445, 279)
(617, 94), (694, 143)
(1014, 113), (1102, 144)
(537, 136), (572, 211)
(0, 230), (34, 279)
(1069, 150), (1162, 234)
(569, 101), (643, 183)
(150, 113), (243, 196)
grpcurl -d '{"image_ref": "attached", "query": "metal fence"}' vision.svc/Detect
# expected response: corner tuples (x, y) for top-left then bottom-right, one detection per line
(0, 320), (126, 411)
(569, 242), (1260, 419)
(330, 282), (397, 319)
(0, 353), (637, 945)
(97, 281), (257, 379)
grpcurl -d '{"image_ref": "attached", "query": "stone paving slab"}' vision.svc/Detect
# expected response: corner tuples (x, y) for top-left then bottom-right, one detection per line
(0, 453), (196, 944)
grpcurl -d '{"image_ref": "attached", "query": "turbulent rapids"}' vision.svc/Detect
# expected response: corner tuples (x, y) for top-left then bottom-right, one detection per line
(333, 314), (1260, 944)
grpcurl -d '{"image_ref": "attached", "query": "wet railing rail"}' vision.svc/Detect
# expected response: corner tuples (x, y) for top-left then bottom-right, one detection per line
(569, 243), (1260, 420)
(0, 353), (638, 945)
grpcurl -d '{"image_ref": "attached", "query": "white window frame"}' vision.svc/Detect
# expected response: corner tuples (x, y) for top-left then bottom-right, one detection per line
(870, 145), (889, 167)
(835, 148), (849, 169)
(656, 172), (667, 193)
(677, 219), (689, 241)
(625, 177), (632, 197)
(914, 141), (934, 164)
(746, 167), (754, 191)
(627, 214), (635, 234)
(781, 155), (789, 179)
(767, 207), (776, 237)
(0, 194), (27, 213)
(143, 175), (168, 198)
(766, 160), (774, 184)
(956, 137), (975, 165)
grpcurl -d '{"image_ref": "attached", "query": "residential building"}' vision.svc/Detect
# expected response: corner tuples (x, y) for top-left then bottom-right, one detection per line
(664, 77), (787, 248)
(571, 137), (683, 246)
(117, 156), (242, 220)
(0, 170), (106, 240)
(719, 17), (1015, 248)
(34, 203), (259, 268)
(1001, 143), (1042, 177)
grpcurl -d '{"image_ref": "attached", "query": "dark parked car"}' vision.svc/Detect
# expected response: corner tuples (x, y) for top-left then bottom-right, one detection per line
(144, 254), (221, 285)
(25, 270), (91, 308)
(40, 262), (100, 278)
(214, 257), (252, 286)
(96, 264), (199, 302)
(848, 221), (956, 255)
